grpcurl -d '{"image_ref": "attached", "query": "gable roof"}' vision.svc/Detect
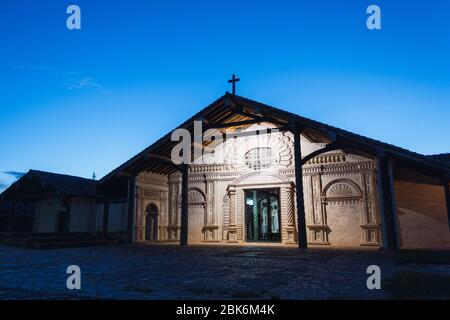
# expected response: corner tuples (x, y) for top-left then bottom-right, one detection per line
(30, 170), (95, 195)
(97, 93), (449, 189)
(1, 170), (96, 199)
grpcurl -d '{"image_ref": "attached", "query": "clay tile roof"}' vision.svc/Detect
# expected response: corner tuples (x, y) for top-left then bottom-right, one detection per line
(427, 153), (450, 167)
(27, 170), (95, 196)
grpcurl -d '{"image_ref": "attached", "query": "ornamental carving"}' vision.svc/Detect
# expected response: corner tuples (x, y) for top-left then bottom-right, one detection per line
(223, 127), (294, 171)
(187, 189), (206, 206)
(323, 180), (362, 199)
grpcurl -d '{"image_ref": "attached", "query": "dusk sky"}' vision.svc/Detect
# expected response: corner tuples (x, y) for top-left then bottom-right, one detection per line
(1, 0), (449, 191)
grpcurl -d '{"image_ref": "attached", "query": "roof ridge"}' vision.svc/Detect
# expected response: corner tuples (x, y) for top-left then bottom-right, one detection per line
(95, 93), (449, 187)
(231, 94), (448, 169)
(96, 93), (231, 184)
(30, 169), (93, 181)
(427, 153), (450, 156)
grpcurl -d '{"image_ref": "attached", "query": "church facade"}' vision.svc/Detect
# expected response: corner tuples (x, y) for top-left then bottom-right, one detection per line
(2, 93), (450, 249)
(132, 128), (381, 247)
(94, 94), (450, 249)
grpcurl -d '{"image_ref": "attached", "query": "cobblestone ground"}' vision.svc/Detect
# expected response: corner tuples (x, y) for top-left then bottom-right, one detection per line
(0, 244), (449, 299)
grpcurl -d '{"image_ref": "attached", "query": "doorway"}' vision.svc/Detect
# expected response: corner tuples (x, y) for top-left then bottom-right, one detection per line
(145, 204), (158, 241)
(245, 188), (281, 242)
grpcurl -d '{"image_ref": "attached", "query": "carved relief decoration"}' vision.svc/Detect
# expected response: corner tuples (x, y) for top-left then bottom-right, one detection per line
(223, 128), (294, 171)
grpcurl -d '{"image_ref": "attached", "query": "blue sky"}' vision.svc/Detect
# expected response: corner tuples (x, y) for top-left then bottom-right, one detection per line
(0, 0), (449, 190)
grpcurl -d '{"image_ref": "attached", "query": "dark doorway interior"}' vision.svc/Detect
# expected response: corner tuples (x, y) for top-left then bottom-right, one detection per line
(145, 204), (158, 241)
(245, 188), (281, 242)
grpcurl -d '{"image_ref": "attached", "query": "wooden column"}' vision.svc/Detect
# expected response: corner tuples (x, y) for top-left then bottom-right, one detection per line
(126, 176), (136, 244)
(376, 156), (400, 250)
(8, 200), (16, 234)
(180, 164), (189, 246)
(65, 197), (72, 233)
(443, 177), (450, 231)
(293, 127), (308, 249)
(103, 201), (110, 237)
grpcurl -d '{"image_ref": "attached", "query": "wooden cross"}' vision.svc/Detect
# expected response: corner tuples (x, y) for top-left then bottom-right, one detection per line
(228, 74), (240, 95)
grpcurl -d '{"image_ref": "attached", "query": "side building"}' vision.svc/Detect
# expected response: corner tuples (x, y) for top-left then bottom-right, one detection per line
(0, 170), (126, 236)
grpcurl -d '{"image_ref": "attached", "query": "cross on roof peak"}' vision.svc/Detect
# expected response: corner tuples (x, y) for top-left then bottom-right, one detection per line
(228, 74), (240, 95)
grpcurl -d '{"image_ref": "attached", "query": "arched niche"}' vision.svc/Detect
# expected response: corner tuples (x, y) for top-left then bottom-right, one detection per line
(145, 203), (159, 241)
(322, 179), (363, 201)
(178, 188), (207, 243)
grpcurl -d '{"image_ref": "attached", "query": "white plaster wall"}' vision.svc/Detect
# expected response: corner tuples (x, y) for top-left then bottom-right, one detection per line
(35, 198), (64, 233)
(95, 203), (104, 232)
(108, 203), (126, 232)
(69, 198), (92, 232)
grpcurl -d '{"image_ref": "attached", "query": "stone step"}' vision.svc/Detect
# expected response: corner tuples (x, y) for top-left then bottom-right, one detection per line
(5, 235), (101, 243)
(0, 232), (92, 239)
(32, 239), (120, 250)
(2, 236), (120, 249)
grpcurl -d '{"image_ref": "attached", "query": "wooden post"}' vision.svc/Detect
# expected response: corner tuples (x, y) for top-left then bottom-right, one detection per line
(103, 201), (110, 237)
(8, 200), (16, 234)
(127, 176), (136, 244)
(180, 164), (189, 246)
(65, 197), (72, 233)
(293, 127), (308, 249)
(443, 177), (450, 231)
(376, 156), (400, 250)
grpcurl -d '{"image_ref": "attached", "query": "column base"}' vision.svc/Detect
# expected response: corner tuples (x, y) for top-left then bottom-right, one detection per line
(225, 225), (238, 242)
(284, 225), (297, 243)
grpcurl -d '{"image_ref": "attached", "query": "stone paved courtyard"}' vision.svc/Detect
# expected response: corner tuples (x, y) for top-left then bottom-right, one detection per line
(1, 244), (450, 299)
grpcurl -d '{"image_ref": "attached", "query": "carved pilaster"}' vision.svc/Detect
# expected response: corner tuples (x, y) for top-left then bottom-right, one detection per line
(226, 187), (238, 242)
(206, 179), (214, 225)
(126, 176), (137, 244)
(203, 178), (219, 241)
(307, 174), (329, 244)
(135, 196), (145, 243)
(284, 184), (297, 243)
(167, 180), (180, 241)
(360, 170), (381, 246)
(159, 191), (168, 241)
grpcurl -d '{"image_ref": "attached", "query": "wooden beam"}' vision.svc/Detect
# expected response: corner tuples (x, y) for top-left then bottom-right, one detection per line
(204, 118), (276, 130)
(233, 109), (287, 126)
(8, 200), (16, 233)
(223, 127), (290, 139)
(126, 155), (180, 177)
(443, 177), (450, 231)
(103, 201), (110, 237)
(65, 196), (72, 233)
(180, 164), (189, 246)
(376, 156), (400, 250)
(126, 176), (136, 244)
(145, 153), (177, 164)
(293, 127), (308, 249)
